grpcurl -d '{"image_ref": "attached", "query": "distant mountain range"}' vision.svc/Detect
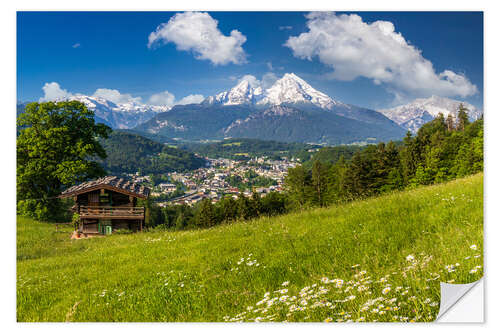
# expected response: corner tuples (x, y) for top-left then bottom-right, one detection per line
(378, 96), (482, 133)
(17, 73), (482, 144)
(68, 95), (169, 129)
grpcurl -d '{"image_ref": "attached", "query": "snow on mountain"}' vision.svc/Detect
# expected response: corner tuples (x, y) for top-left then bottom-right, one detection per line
(204, 73), (346, 110)
(257, 73), (344, 109)
(69, 95), (169, 129)
(205, 80), (262, 105)
(378, 96), (482, 133)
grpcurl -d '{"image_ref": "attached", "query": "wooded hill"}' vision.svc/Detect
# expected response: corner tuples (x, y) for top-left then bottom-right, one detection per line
(99, 131), (206, 175)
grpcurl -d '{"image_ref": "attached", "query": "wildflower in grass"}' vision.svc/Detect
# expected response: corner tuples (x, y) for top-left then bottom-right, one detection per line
(445, 264), (457, 272)
(300, 299), (308, 306)
(430, 302), (439, 307)
(358, 285), (369, 292)
(382, 286), (391, 295)
(470, 244), (478, 250)
(352, 264), (360, 268)
(357, 317), (366, 322)
(469, 268), (478, 274)
(279, 289), (288, 294)
(406, 254), (415, 262)
(324, 317), (333, 322)
(321, 277), (330, 284)
(282, 281), (290, 286)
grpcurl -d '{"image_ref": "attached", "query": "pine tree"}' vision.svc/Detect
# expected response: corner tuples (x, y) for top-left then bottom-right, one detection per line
(446, 113), (455, 131)
(284, 165), (310, 209)
(311, 160), (328, 207)
(457, 103), (469, 131)
(196, 199), (216, 228)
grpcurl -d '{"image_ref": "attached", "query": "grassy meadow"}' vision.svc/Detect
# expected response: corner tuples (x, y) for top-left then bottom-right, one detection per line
(17, 174), (483, 322)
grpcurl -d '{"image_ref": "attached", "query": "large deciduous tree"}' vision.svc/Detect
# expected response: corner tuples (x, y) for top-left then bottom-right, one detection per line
(17, 101), (112, 220)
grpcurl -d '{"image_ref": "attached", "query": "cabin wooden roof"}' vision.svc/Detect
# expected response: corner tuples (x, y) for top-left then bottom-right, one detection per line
(59, 176), (150, 199)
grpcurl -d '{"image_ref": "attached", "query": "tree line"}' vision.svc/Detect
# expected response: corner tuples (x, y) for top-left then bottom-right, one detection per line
(285, 105), (483, 209)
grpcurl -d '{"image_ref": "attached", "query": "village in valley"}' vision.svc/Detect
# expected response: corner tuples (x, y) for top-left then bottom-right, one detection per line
(129, 155), (300, 207)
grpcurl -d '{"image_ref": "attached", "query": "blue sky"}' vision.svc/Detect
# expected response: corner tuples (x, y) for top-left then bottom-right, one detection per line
(17, 11), (483, 110)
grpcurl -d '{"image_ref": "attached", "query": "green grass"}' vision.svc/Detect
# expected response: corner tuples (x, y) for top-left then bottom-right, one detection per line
(17, 174), (483, 322)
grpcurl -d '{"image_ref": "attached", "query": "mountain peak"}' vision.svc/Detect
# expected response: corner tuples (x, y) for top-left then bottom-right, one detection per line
(257, 73), (340, 109)
(203, 72), (347, 110)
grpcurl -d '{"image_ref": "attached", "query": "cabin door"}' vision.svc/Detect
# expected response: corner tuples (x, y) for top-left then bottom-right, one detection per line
(88, 192), (100, 213)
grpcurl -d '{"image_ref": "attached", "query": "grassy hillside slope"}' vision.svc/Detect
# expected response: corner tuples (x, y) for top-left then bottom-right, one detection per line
(17, 174), (483, 322)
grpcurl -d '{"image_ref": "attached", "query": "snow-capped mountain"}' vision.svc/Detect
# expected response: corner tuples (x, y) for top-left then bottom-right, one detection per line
(204, 80), (262, 105)
(135, 73), (407, 144)
(378, 96), (482, 133)
(204, 73), (346, 110)
(69, 95), (169, 129)
(257, 73), (344, 109)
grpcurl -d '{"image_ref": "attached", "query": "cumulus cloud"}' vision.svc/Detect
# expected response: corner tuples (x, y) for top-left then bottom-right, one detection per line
(285, 12), (478, 98)
(236, 73), (279, 90)
(148, 12), (247, 65)
(93, 88), (142, 104)
(261, 72), (279, 89)
(149, 91), (204, 107)
(176, 94), (205, 105)
(238, 74), (261, 88)
(148, 90), (176, 107)
(39, 82), (73, 101)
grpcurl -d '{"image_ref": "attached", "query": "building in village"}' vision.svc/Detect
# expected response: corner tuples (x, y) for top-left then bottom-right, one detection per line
(58, 176), (150, 235)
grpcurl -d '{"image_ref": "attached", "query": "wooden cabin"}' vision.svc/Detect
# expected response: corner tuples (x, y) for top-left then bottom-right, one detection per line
(59, 176), (150, 235)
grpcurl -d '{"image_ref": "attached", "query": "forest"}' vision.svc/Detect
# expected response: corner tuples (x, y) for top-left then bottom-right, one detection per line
(99, 131), (206, 175)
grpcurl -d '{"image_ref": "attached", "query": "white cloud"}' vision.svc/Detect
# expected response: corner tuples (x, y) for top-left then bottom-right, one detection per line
(285, 12), (478, 99)
(149, 91), (204, 107)
(148, 90), (176, 107)
(93, 88), (142, 104)
(176, 94), (205, 105)
(40, 82), (73, 101)
(266, 62), (274, 71)
(238, 74), (261, 88)
(72, 43), (81, 48)
(148, 12), (247, 65)
(237, 73), (279, 90)
(279, 26), (293, 30)
(261, 72), (279, 89)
